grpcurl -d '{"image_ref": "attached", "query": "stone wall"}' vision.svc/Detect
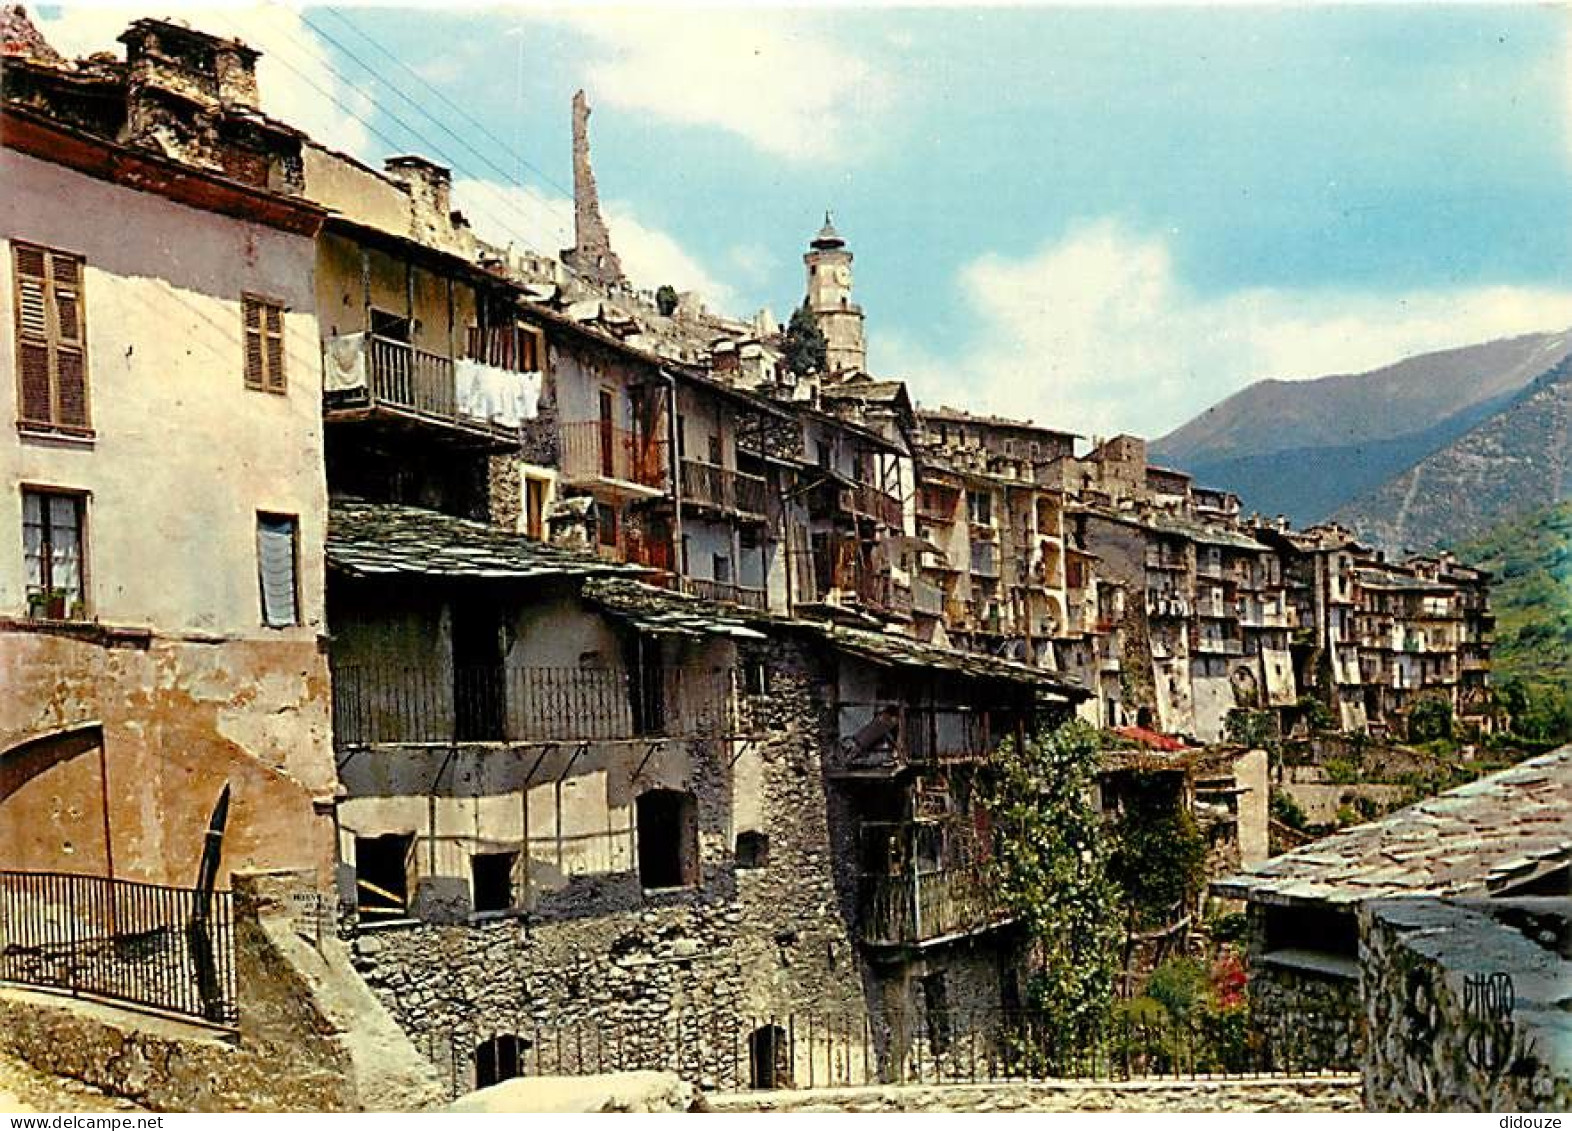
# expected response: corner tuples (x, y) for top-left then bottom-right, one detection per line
(709, 1076), (1363, 1112)
(1242, 904), (1360, 1070)
(1360, 897), (1572, 1113)
(346, 635), (876, 1097)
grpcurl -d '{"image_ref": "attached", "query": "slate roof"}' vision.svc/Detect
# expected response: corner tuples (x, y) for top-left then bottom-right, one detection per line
(1214, 746), (1572, 907)
(327, 500), (645, 581)
(1147, 512), (1269, 552)
(582, 577), (1090, 697)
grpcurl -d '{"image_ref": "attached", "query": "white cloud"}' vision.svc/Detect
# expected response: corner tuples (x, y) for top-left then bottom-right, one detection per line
(525, 8), (893, 162)
(880, 219), (1572, 440)
(33, 3), (375, 159)
(451, 178), (742, 312)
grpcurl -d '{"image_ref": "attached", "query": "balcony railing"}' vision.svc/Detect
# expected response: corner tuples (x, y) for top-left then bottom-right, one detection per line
(969, 542), (1000, 578)
(330, 663), (733, 746)
(327, 334), (526, 442)
(832, 704), (1022, 773)
(859, 868), (1007, 947)
(912, 579), (945, 618)
(560, 421), (666, 490)
(680, 459), (768, 518)
(853, 482), (904, 530)
(683, 577), (769, 611)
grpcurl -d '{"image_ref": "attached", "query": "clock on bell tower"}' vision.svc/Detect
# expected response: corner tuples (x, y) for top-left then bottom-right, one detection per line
(802, 213), (867, 375)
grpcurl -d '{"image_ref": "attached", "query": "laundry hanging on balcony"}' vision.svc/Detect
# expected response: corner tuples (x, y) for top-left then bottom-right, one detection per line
(324, 332), (367, 393)
(455, 360), (540, 427)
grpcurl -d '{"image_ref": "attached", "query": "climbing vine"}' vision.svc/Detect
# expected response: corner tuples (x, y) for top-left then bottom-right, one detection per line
(1105, 771), (1208, 930)
(978, 720), (1122, 1045)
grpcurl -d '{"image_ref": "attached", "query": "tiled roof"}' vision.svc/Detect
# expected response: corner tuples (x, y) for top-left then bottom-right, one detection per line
(1214, 746), (1572, 906)
(583, 578), (1090, 697)
(327, 500), (645, 581)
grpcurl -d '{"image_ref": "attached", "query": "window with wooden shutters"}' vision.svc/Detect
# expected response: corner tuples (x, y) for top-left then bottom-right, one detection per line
(12, 243), (89, 431)
(242, 294), (286, 393)
(256, 513), (300, 627)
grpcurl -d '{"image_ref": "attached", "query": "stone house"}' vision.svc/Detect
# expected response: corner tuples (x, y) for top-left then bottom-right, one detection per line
(1214, 746), (1571, 1071)
(0, 22), (339, 886)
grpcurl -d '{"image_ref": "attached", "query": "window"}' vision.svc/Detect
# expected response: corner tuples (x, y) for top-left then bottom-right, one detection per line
(471, 851), (517, 914)
(707, 433), (723, 466)
(596, 502), (619, 548)
(636, 788), (698, 889)
(22, 489), (87, 620)
(742, 660), (769, 697)
(354, 833), (411, 921)
(256, 513), (300, 628)
(713, 553), (732, 584)
(735, 830), (769, 869)
(968, 490), (992, 526)
(13, 243), (89, 432)
(242, 294), (285, 393)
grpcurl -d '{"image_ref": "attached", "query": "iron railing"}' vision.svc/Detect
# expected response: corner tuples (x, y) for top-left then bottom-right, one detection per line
(0, 870), (237, 1027)
(330, 663), (735, 746)
(560, 421), (666, 489)
(680, 459), (769, 518)
(423, 1005), (1359, 1099)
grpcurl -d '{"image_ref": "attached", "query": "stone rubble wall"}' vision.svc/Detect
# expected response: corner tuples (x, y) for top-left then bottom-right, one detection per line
(708, 1075), (1363, 1112)
(1360, 898), (1572, 1113)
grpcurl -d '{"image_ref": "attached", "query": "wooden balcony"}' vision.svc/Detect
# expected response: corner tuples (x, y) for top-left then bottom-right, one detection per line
(683, 577), (768, 611)
(911, 578), (945, 618)
(680, 458), (768, 519)
(831, 704), (1021, 775)
(859, 868), (1009, 947)
(852, 482), (904, 530)
(560, 421), (666, 495)
(323, 334), (522, 448)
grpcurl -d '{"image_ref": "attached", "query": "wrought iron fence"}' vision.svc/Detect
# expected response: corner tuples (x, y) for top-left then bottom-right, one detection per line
(425, 1005), (1358, 1099)
(330, 663), (736, 746)
(0, 870), (238, 1027)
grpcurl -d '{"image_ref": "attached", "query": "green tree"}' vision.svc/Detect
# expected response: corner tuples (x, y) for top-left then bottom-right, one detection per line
(978, 720), (1122, 1046)
(1407, 694), (1454, 743)
(1106, 771), (1207, 929)
(654, 284), (679, 317)
(782, 301), (827, 379)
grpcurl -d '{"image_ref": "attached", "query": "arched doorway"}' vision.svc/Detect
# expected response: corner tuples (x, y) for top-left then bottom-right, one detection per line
(748, 1023), (790, 1089)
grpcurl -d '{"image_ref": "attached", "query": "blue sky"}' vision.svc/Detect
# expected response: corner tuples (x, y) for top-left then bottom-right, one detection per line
(38, 3), (1572, 437)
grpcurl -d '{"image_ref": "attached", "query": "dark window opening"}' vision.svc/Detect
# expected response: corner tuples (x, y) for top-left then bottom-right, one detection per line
(707, 433), (723, 465)
(922, 972), (951, 1054)
(474, 1034), (528, 1089)
(597, 503), (619, 548)
(452, 599), (505, 741)
(471, 851), (517, 913)
(354, 833), (412, 920)
(735, 830), (769, 869)
(743, 660), (769, 697)
(713, 553), (732, 584)
(369, 308), (411, 342)
(1264, 904), (1358, 959)
(636, 788), (698, 890)
(748, 1025), (790, 1090)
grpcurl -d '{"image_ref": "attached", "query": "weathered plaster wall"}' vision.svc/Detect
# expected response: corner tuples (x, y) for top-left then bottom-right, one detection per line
(0, 149), (335, 887)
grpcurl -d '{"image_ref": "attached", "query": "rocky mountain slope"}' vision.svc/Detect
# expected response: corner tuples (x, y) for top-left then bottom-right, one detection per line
(1151, 330), (1572, 525)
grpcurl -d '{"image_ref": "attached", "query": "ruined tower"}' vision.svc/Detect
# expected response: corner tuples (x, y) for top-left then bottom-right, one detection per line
(803, 214), (866, 376)
(562, 89), (626, 288)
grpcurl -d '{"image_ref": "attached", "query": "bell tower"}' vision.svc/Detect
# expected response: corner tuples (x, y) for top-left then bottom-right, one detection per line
(803, 213), (866, 375)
